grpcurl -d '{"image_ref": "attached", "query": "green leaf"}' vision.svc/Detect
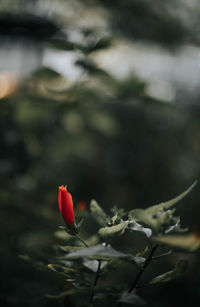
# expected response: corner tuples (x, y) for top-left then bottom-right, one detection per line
(150, 181), (197, 211)
(127, 255), (145, 266)
(153, 233), (200, 252)
(75, 59), (110, 78)
(31, 67), (61, 80)
(85, 37), (112, 54)
(83, 259), (107, 272)
(47, 284), (123, 299)
(90, 199), (107, 227)
(48, 264), (76, 277)
(59, 245), (84, 253)
(118, 293), (146, 305)
(129, 182), (197, 233)
(127, 220), (152, 238)
(62, 244), (129, 260)
(46, 287), (89, 299)
(98, 222), (127, 239)
(19, 255), (47, 271)
(111, 206), (127, 219)
(150, 259), (188, 284)
(136, 246), (149, 257)
(100, 259), (124, 274)
(164, 216), (188, 234)
(129, 208), (173, 233)
(48, 39), (83, 51)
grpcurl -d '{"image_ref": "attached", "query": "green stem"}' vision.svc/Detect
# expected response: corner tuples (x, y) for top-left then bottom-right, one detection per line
(88, 260), (102, 306)
(128, 243), (158, 293)
(152, 250), (172, 260)
(75, 234), (88, 247)
(88, 243), (109, 306)
(118, 244), (158, 307)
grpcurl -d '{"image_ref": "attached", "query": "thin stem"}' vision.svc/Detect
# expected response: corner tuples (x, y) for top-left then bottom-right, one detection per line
(127, 243), (159, 293)
(88, 243), (109, 306)
(152, 250), (172, 260)
(75, 234), (88, 247)
(88, 260), (102, 305)
(118, 244), (159, 307)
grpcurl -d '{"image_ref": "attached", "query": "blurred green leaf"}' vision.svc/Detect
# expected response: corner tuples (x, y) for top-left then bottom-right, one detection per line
(150, 259), (188, 284)
(19, 255), (47, 271)
(84, 37), (112, 54)
(59, 245), (84, 253)
(75, 58), (111, 78)
(118, 293), (146, 305)
(90, 199), (107, 227)
(48, 264), (76, 277)
(46, 287), (89, 299)
(153, 233), (200, 252)
(62, 244), (129, 260)
(31, 66), (61, 80)
(48, 39), (83, 51)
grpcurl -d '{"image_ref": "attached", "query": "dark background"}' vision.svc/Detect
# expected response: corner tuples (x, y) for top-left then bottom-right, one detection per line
(0, 0), (200, 306)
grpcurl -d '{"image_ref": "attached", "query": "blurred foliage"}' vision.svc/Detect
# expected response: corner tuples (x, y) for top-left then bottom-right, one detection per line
(0, 0), (200, 306)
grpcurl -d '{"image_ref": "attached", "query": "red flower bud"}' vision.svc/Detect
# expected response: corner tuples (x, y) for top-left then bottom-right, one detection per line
(58, 185), (75, 227)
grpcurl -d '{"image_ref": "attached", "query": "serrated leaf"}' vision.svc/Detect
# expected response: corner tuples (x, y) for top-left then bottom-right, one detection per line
(153, 233), (200, 252)
(118, 293), (146, 305)
(150, 259), (188, 284)
(62, 244), (128, 260)
(128, 220), (152, 238)
(98, 222), (127, 239)
(129, 182), (196, 233)
(90, 199), (107, 227)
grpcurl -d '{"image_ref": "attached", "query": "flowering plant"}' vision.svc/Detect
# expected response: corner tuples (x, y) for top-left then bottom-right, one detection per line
(24, 182), (200, 306)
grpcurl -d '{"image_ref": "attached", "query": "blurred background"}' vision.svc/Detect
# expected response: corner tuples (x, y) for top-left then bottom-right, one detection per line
(1, 0), (200, 306)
